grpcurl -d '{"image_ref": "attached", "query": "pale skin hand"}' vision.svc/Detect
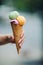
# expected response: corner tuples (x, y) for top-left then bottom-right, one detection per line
(0, 31), (24, 48)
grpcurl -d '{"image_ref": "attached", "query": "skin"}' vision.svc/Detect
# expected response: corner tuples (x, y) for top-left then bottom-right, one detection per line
(0, 31), (24, 48)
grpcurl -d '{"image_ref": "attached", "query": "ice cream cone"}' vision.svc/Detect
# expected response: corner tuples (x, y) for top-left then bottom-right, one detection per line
(9, 11), (26, 54)
(11, 22), (23, 54)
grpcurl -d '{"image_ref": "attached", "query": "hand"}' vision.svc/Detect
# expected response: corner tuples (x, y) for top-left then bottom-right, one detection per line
(0, 31), (24, 48)
(11, 31), (24, 48)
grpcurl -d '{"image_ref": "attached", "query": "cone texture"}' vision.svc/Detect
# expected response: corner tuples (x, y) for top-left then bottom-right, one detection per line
(11, 22), (23, 54)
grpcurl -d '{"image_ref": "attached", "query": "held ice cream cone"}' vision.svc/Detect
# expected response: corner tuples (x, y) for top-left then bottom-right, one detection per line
(11, 21), (23, 54)
(9, 11), (26, 54)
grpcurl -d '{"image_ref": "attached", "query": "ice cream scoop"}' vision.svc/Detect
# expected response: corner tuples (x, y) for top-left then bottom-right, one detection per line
(9, 11), (19, 20)
(17, 16), (26, 26)
(11, 19), (19, 24)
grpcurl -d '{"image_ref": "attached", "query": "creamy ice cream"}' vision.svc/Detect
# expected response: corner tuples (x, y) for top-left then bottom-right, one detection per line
(17, 16), (26, 26)
(9, 11), (19, 20)
(11, 19), (19, 24)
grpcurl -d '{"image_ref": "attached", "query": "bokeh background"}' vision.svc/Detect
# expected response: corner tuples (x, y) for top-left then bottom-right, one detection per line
(0, 0), (43, 65)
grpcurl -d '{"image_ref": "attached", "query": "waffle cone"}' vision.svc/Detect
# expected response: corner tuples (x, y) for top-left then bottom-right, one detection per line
(11, 22), (23, 54)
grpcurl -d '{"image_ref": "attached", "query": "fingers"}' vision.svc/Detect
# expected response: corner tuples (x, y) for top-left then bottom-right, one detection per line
(18, 35), (24, 48)
(19, 39), (24, 48)
(18, 39), (24, 49)
(21, 31), (24, 38)
(4, 30), (24, 46)
(18, 35), (24, 44)
(18, 30), (24, 48)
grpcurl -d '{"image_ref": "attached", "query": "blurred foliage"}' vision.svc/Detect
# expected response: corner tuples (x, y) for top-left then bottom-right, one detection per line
(0, 0), (43, 12)
(12, 0), (43, 12)
(0, 0), (12, 6)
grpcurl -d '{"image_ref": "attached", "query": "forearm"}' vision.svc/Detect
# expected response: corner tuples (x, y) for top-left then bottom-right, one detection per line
(0, 35), (15, 45)
(0, 35), (9, 45)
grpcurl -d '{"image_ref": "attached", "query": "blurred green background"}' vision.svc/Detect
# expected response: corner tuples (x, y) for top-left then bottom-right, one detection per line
(0, 0), (43, 65)
(0, 0), (43, 12)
